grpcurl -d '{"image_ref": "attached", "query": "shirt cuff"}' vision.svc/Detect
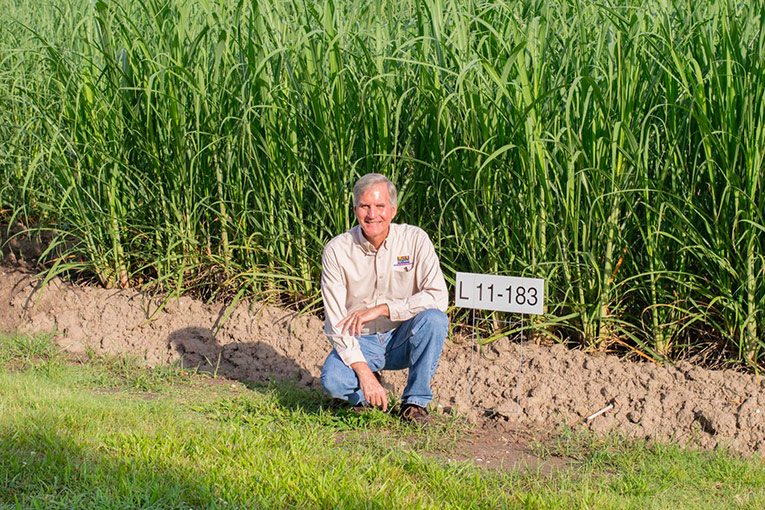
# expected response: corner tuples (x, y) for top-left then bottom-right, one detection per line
(386, 299), (409, 322)
(337, 347), (367, 367)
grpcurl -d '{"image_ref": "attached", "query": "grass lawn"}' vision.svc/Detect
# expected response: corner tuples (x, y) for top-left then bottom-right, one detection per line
(0, 332), (763, 509)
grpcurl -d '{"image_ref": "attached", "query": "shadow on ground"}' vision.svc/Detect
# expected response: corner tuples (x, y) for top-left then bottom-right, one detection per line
(168, 326), (319, 388)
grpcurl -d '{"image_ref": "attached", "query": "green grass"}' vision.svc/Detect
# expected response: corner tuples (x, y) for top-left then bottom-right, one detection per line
(1, 332), (763, 509)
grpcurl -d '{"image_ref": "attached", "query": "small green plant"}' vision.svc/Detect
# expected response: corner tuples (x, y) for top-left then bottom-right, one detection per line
(0, 332), (62, 376)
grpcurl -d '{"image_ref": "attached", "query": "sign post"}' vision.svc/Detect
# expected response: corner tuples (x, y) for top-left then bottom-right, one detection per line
(455, 272), (545, 415)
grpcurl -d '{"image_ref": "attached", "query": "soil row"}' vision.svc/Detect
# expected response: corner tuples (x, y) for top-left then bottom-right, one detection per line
(1, 264), (762, 455)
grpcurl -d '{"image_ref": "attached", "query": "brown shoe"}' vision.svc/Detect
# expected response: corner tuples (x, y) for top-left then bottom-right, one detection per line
(400, 404), (432, 426)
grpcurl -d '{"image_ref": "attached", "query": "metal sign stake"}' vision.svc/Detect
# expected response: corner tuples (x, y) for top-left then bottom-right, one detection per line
(456, 272), (544, 431)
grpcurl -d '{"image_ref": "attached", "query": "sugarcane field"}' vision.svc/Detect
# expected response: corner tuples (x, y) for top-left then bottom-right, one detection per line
(1, 0), (764, 508)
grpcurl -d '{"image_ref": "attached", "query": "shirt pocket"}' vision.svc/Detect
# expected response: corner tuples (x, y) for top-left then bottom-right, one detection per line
(391, 264), (415, 293)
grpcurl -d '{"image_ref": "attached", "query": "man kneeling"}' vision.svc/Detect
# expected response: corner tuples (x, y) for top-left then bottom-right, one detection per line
(320, 173), (449, 424)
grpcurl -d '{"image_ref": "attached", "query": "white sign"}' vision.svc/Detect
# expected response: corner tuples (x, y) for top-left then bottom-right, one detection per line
(455, 272), (544, 315)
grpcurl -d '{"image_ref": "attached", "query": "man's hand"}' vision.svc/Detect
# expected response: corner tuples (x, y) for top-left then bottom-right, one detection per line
(351, 361), (387, 411)
(337, 304), (390, 337)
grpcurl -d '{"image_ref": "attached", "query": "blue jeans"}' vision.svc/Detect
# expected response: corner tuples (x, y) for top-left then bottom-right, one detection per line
(321, 309), (448, 408)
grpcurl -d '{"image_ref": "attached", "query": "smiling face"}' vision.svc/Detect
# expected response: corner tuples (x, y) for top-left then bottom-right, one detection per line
(354, 182), (397, 249)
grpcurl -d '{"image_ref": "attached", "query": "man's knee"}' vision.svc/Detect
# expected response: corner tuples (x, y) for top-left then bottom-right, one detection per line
(321, 355), (353, 399)
(414, 308), (449, 333)
(409, 309), (448, 347)
(321, 367), (346, 399)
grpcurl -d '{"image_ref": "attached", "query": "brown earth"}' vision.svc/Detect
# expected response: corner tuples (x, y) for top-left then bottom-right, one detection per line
(0, 264), (763, 457)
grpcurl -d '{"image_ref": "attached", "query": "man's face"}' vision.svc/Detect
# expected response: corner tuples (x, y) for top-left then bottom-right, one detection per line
(354, 182), (397, 247)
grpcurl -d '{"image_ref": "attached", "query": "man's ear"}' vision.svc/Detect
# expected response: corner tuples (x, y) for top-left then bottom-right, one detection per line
(391, 206), (398, 220)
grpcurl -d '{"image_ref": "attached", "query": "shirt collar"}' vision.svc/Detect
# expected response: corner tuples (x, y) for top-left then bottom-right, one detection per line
(351, 224), (395, 254)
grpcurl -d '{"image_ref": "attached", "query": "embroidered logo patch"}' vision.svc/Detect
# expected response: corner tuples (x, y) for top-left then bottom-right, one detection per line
(395, 255), (411, 266)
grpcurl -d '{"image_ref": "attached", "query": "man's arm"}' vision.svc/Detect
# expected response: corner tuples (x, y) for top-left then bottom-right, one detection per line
(321, 245), (389, 410)
(321, 244), (365, 365)
(350, 360), (387, 410)
(337, 304), (388, 337)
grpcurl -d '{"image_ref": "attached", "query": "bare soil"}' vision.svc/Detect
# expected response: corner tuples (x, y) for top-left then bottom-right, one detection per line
(1, 264), (763, 457)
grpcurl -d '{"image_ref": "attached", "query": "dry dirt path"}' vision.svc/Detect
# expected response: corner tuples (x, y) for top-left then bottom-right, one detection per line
(1, 264), (763, 456)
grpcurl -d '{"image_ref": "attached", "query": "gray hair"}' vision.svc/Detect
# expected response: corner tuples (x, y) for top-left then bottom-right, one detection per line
(352, 173), (398, 207)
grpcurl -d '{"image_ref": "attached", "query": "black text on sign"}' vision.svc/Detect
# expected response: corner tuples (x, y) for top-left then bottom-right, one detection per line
(454, 272), (544, 315)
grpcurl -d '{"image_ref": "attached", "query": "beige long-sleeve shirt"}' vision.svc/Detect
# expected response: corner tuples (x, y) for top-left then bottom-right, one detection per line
(321, 223), (449, 366)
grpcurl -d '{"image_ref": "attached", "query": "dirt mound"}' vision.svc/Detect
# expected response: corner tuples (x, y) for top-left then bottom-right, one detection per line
(1, 265), (762, 455)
